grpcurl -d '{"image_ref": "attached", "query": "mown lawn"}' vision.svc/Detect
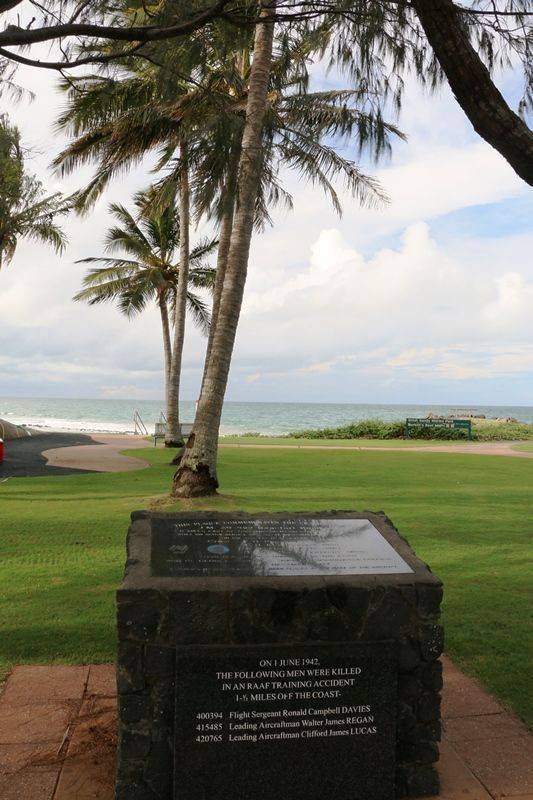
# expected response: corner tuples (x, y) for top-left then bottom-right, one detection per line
(512, 442), (533, 452)
(220, 436), (456, 447)
(1, 446), (532, 726)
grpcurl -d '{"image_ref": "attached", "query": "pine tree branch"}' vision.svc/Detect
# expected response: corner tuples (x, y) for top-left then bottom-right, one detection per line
(411, 0), (533, 185)
(0, 1), (23, 12)
(0, 43), (146, 71)
(0, 2), (231, 48)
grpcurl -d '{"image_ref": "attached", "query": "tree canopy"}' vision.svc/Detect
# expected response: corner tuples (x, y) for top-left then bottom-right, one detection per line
(0, 1), (530, 182)
(75, 191), (216, 334)
(0, 114), (67, 267)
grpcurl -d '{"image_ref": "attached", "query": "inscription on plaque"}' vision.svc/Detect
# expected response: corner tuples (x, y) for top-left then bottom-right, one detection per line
(175, 642), (396, 800)
(151, 517), (413, 577)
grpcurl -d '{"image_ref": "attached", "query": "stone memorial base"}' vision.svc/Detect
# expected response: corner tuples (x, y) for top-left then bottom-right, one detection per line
(116, 511), (443, 800)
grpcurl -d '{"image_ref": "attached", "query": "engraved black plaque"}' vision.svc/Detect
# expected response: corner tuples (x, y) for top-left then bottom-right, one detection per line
(175, 642), (397, 800)
(151, 517), (413, 578)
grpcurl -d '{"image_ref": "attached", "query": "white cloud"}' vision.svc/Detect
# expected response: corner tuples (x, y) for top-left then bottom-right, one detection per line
(375, 142), (524, 223)
(0, 60), (531, 404)
(236, 222), (533, 391)
(387, 344), (533, 381)
(100, 384), (150, 399)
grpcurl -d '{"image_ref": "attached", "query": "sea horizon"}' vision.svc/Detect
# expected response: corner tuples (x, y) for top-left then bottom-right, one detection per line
(1, 395), (532, 437)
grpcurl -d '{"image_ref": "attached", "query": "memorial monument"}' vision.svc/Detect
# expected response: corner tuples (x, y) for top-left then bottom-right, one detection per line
(116, 511), (443, 799)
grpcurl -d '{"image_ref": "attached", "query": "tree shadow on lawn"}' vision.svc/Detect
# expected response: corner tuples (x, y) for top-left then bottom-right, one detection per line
(0, 617), (117, 673)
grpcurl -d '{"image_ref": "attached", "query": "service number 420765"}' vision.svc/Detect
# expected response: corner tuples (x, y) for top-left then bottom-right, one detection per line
(196, 734), (223, 743)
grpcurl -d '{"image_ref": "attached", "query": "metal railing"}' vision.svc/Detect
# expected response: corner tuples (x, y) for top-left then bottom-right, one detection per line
(133, 410), (149, 436)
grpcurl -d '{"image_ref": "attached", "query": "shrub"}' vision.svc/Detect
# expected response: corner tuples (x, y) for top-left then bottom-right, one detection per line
(474, 422), (533, 441)
(406, 425), (471, 440)
(289, 420), (405, 439)
(289, 421), (470, 440)
(288, 418), (533, 441)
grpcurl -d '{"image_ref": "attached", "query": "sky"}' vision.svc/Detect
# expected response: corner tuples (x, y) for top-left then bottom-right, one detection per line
(0, 46), (532, 406)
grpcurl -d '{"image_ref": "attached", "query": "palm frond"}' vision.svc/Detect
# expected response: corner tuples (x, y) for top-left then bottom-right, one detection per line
(189, 265), (217, 290)
(186, 291), (211, 336)
(190, 236), (219, 264)
(27, 221), (67, 253)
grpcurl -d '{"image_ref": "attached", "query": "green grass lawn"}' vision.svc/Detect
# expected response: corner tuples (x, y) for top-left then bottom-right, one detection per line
(1, 446), (532, 727)
(512, 442), (533, 452)
(220, 436), (462, 448)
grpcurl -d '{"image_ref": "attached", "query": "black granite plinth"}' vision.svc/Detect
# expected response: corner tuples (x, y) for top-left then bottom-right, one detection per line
(116, 511), (444, 800)
(176, 642), (396, 800)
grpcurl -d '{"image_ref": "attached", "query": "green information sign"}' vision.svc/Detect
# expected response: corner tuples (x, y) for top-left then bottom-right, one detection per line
(405, 418), (472, 440)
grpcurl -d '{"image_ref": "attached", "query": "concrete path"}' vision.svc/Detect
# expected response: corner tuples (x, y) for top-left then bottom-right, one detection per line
(0, 657), (531, 799)
(0, 432), (150, 478)
(42, 434), (151, 474)
(0, 432), (99, 478)
(220, 441), (533, 459)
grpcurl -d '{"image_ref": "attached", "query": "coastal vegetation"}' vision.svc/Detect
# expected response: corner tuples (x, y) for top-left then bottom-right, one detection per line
(0, 115), (68, 269)
(0, 13), (531, 798)
(0, 3), (530, 497)
(0, 4), (532, 779)
(1, 445), (532, 725)
(53, 3), (401, 495)
(285, 419), (533, 441)
(0, 3), (530, 184)
(74, 190), (217, 446)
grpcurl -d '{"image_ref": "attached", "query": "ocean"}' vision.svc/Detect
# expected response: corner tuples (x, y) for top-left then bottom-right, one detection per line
(1, 396), (532, 436)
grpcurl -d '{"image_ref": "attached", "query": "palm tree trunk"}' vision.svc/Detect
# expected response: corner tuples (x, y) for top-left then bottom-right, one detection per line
(172, 1), (276, 496)
(412, 0), (533, 185)
(159, 294), (172, 419)
(165, 137), (190, 447)
(199, 146), (239, 396)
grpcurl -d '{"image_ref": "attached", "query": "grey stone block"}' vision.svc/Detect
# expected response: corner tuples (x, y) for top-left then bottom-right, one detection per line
(116, 511), (443, 800)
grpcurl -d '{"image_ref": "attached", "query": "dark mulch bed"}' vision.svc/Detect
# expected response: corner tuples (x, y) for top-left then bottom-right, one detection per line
(0, 431), (100, 478)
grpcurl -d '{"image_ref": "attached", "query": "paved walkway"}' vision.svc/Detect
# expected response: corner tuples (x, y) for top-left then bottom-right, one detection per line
(0, 433), (151, 478)
(42, 434), (151, 473)
(0, 657), (531, 799)
(220, 441), (533, 459)
(4, 435), (531, 480)
(0, 433), (98, 478)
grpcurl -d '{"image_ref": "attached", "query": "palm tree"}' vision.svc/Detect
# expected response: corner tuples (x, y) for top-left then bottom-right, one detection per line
(0, 114), (67, 269)
(74, 191), (217, 444)
(173, 1), (277, 496)
(53, 12), (402, 492)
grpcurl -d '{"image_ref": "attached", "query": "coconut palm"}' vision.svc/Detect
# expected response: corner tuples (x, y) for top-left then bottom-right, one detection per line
(53, 23), (397, 285)
(53, 12), (402, 492)
(0, 114), (67, 269)
(174, 6), (278, 496)
(74, 191), (217, 444)
(55, 57), (223, 445)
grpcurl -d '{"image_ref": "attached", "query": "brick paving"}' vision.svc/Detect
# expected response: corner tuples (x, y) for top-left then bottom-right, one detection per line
(0, 656), (531, 799)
